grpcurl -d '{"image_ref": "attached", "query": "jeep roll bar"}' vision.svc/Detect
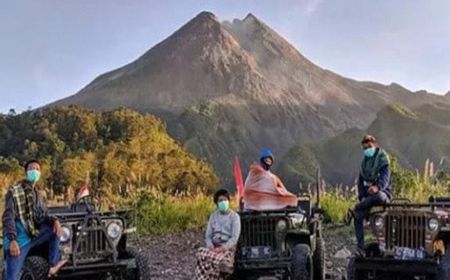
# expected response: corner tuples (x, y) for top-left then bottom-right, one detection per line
(315, 167), (321, 209)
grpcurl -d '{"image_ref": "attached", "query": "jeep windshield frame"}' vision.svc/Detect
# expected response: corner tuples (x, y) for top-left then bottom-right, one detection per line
(381, 202), (450, 210)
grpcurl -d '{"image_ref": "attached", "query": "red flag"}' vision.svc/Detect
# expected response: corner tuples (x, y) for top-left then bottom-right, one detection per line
(234, 156), (245, 204)
(77, 182), (90, 200)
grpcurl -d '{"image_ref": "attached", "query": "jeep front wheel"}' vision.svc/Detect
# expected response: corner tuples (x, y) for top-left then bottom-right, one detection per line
(313, 238), (325, 280)
(291, 244), (312, 280)
(346, 257), (355, 280)
(20, 256), (49, 280)
(437, 249), (450, 280)
(124, 248), (152, 280)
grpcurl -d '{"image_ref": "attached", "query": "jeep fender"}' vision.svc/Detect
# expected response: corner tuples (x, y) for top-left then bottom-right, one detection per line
(286, 231), (315, 253)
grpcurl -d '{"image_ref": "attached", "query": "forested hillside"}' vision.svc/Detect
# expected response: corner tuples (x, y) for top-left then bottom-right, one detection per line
(0, 106), (218, 203)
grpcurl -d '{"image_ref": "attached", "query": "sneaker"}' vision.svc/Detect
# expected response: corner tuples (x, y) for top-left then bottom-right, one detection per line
(353, 247), (365, 258)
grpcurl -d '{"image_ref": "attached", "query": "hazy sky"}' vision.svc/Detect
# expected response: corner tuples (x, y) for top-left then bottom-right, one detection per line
(1, 0), (449, 113)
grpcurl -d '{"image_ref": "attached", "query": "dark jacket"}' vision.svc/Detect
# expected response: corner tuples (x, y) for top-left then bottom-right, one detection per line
(2, 181), (55, 241)
(358, 164), (392, 201)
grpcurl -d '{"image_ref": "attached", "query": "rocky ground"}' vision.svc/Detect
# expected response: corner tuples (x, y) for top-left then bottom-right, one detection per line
(132, 224), (355, 280)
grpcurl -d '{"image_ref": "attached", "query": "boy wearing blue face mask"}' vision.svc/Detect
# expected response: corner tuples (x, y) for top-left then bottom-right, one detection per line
(195, 189), (241, 279)
(346, 135), (392, 255)
(2, 159), (67, 279)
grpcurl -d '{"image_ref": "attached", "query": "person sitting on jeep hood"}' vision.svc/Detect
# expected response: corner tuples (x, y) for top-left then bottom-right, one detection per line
(2, 159), (67, 280)
(243, 149), (297, 211)
(346, 135), (392, 253)
(195, 189), (241, 280)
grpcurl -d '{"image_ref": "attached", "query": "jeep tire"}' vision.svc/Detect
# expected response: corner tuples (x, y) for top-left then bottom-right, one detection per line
(124, 248), (151, 280)
(20, 256), (49, 280)
(313, 238), (325, 280)
(291, 244), (312, 280)
(346, 257), (355, 280)
(438, 249), (450, 280)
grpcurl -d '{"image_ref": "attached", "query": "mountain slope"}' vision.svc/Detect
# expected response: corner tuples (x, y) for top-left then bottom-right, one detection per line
(48, 11), (449, 184)
(279, 104), (450, 190)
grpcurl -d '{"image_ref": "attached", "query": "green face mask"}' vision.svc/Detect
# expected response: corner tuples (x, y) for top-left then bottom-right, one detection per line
(218, 200), (229, 212)
(364, 147), (376, 158)
(26, 170), (41, 183)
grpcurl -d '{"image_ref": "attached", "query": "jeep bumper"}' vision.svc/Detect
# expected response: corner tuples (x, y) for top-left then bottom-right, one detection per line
(236, 256), (292, 273)
(354, 257), (439, 276)
(57, 257), (136, 278)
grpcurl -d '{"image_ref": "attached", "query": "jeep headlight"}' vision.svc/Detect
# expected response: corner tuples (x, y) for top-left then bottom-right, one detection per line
(60, 226), (71, 243)
(276, 219), (288, 231)
(428, 218), (439, 232)
(289, 213), (305, 228)
(373, 215), (384, 230)
(107, 221), (123, 239)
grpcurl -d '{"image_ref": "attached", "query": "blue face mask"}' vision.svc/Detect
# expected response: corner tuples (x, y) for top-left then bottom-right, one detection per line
(364, 147), (376, 158)
(218, 200), (229, 212)
(26, 170), (41, 183)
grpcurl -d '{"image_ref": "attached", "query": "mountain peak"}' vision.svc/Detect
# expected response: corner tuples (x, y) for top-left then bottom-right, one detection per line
(243, 13), (260, 23)
(231, 12), (269, 34)
(167, 11), (221, 39)
(158, 10), (226, 51)
(388, 82), (409, 92)
(194, 11), (218, 22)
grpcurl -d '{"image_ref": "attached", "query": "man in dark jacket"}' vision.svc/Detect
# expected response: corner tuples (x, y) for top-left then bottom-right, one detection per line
(350, 135), (392, 253)
(2, 159), (66, 280)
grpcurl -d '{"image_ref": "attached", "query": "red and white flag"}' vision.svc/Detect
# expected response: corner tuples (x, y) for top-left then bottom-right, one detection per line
(77, 182), (90, 199)
(234, 156), (245, 205)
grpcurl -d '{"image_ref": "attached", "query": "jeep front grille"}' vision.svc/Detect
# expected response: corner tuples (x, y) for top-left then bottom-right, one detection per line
(385, 213), (427, 250)
(240, 216), (278, 249)
(73, 218), (115, 264)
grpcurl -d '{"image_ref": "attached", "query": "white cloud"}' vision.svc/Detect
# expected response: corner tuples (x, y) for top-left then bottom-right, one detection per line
(305, 0), (323, 14)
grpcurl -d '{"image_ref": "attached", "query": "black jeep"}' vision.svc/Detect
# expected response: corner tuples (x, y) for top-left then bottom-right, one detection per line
(347, 197), (450, 280)
(2, 197), (150, 280)
(233, 171), (325, 280)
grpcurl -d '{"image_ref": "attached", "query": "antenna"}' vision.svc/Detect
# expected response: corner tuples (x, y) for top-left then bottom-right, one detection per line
(315, 167), (321, 208)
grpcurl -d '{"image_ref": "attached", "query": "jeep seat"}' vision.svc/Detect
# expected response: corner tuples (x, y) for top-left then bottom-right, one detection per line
(297, 197), (311, 216)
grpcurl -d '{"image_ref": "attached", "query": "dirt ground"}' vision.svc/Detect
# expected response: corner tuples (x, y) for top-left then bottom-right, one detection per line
(0, 225), (354, 279)
(133, 224), (354, 280)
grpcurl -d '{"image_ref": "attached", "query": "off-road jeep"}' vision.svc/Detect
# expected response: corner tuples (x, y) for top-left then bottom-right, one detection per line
(233, 171), (325, 280)
(2, 197), (150, 280)
(347, 197), (450, 280)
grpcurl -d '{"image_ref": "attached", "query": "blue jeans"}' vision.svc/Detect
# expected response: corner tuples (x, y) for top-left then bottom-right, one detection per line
(5, 224), (61, 280)
(354, 191), (390, 249)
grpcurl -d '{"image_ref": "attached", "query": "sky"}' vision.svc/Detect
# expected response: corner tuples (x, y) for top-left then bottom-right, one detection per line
(1, 0), (449, 113)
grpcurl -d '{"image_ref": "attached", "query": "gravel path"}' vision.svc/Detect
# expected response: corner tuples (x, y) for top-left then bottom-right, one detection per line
(132, 224), (355, 280)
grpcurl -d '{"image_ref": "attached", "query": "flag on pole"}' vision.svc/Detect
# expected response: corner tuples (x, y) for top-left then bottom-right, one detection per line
(234, 156), (245, 204)
(77, 181), (90, 200)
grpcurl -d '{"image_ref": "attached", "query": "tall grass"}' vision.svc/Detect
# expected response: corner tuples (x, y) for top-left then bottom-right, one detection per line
(1, 158), (449, 235)
(129, 191), (215, 235)
(321, 190), (355, 223)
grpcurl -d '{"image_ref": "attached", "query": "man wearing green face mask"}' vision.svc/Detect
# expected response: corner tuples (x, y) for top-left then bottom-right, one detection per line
(195, 189), (241, 279)
(2, 159), (66, 280)
(345, 135), (392, 255)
